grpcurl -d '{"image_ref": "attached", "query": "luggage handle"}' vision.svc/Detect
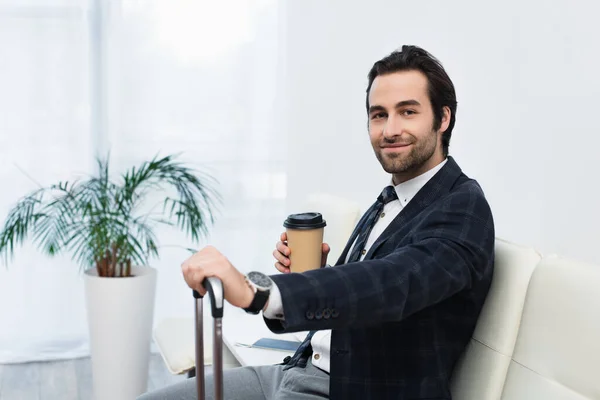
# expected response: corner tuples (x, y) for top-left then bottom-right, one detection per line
(193, 277), (224, 400)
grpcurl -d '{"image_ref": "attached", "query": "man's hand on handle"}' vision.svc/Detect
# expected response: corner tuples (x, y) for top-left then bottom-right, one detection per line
(273, 231), (331, 274)
(180, 233), (331, 311)
(181, 246), (254, 309)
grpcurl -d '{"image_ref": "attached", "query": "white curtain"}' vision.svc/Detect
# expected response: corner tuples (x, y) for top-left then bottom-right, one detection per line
(0, 0), (285, 363)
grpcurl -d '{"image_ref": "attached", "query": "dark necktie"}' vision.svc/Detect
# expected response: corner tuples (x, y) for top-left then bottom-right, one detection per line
(346, 185), (398, 263)
(282, 185), (398, 370)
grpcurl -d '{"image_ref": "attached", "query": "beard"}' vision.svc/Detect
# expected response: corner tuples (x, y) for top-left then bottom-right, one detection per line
(373, 130), (439, 175)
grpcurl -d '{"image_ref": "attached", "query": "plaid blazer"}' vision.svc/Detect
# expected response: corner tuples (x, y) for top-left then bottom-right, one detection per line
(265, 157), (495, 399)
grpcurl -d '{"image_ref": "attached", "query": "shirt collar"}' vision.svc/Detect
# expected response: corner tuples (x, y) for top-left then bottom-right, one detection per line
(390, 158), (448, 207)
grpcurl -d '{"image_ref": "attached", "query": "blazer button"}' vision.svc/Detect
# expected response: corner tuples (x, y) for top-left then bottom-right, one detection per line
(331, 309), (339, 318)
(305, 310), (314, 320)
(322, 308), (331, 319)
(315, 310), (323, 320)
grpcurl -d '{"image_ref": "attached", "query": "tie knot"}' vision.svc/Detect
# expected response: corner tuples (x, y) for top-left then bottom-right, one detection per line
(378, 185), (398, 205)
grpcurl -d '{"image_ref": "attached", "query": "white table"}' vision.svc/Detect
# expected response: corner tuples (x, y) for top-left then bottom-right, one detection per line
(222, 305), (307, 367)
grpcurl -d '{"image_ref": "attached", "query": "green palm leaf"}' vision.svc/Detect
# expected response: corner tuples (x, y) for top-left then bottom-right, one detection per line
(0, 154), (220, 277)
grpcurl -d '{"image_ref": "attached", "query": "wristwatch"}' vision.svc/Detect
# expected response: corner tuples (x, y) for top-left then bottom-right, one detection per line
(243, 271), (273, 314)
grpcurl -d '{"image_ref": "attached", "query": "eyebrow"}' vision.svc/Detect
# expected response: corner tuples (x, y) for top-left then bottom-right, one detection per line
(368, 99), (422, 114)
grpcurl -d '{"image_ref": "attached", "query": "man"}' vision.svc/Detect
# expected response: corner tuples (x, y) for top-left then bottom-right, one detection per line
(139, 45), (494, 400)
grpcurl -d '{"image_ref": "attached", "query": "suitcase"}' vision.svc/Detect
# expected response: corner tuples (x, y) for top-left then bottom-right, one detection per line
(193, 277), (224, 400)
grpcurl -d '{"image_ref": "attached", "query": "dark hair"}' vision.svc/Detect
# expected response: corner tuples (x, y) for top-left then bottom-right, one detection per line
(366, 45), (457, 156)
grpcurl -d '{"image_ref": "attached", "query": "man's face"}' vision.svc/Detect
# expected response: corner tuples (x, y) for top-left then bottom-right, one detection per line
(368, 70), (449, 184)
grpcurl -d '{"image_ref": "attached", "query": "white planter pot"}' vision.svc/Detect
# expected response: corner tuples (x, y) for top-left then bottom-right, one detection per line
(84, 266), (157, 400)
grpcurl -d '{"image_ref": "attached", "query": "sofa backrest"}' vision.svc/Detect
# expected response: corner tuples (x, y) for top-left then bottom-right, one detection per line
(500, 255), (600, 399)
(302, 193), (361, 265)
(450, 238), (541, 400)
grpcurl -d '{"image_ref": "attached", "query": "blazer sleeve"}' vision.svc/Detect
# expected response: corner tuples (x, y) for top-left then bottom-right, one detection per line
(263, 185), (494, 333)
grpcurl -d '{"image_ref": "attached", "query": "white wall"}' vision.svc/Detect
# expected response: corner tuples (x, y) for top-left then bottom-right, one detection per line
(284, 0), (600, 264)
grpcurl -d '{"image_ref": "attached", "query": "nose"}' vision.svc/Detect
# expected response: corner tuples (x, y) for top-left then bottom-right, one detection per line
(382, 114), (402, 139)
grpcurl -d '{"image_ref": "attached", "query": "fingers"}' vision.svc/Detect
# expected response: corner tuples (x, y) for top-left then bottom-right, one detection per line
(194, 274), (207, 296)
(275, 261), (290, 274)
(274, 235), (291, 273)
(182, 262), (207, 295)
(321, 242), (331, 267)
(182, 249), (220, 295)
(276, 240), (290, 257)
(273, 246), (290, 273)
(273, 247), (290, 264)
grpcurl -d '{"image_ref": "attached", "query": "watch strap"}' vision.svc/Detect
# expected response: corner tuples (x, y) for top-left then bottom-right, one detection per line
(243, 288), (270, 314)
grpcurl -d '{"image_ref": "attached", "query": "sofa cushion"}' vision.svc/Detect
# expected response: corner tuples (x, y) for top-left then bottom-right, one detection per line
(501, 255), (600, 399)
(302, 193), (361, 264)
(451, 238), (541, 400)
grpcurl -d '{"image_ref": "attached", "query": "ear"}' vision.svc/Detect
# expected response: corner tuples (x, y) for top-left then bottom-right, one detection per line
(439, 106), (451, 134)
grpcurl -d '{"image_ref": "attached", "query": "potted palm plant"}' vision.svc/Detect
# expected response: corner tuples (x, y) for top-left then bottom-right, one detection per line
(0, 154), (220, 400)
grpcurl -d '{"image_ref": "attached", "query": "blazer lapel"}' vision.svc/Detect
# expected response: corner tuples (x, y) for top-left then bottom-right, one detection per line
(364, 157), (463, 259)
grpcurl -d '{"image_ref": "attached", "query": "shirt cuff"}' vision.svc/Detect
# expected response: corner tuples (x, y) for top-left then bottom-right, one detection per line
(262, 281), (285, 320)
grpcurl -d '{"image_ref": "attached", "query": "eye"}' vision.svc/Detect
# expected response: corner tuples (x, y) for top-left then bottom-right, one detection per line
(402, 109), (417, 116)
(370, 112), (387, 120)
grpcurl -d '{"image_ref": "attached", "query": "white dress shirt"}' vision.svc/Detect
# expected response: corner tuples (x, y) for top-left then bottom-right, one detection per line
(264, 159), (447, 373)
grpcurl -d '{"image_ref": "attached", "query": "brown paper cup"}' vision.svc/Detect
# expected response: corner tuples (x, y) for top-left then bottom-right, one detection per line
(284, 212), (326, 273)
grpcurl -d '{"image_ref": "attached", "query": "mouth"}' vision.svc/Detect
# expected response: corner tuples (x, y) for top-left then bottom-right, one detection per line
(381, 144), (412, 152)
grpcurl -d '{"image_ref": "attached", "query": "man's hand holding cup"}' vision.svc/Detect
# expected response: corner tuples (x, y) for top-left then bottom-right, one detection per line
(273, 212), (331, 274)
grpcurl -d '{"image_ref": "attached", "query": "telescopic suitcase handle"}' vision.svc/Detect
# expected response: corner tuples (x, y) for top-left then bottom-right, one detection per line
(193, 276), (224, 400)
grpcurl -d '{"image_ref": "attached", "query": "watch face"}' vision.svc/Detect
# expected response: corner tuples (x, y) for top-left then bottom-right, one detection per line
(247, 271), (273, 290)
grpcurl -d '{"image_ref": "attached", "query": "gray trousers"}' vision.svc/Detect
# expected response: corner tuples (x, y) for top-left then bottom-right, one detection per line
(137, 360), (329, 400)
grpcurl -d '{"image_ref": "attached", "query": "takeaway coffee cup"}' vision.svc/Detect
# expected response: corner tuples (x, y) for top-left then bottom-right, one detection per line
(284, 212), (327, 273)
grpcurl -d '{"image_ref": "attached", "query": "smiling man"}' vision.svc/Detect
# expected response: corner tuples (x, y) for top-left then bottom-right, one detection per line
(139, 45), (495, 400)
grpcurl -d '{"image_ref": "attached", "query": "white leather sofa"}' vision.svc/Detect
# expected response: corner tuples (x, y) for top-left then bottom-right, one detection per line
(450, 239), (541, 398)
(451, 241), (600, 399)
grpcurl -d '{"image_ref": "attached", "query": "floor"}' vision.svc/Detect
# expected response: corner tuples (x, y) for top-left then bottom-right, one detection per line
(0, 353), (187, 400)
